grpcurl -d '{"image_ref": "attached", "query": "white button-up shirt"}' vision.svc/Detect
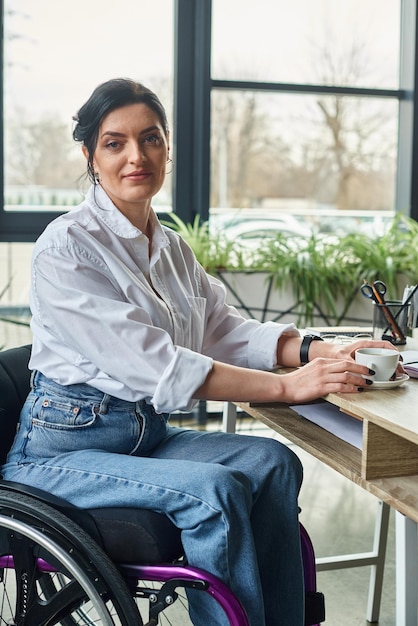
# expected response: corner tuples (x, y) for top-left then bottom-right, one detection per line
(29, 185), (298, 413)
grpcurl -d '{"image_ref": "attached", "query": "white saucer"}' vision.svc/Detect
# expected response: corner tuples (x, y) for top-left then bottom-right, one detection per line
(370, 373), (410, 390)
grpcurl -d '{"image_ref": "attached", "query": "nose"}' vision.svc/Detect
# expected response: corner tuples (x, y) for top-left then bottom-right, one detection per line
(128, 141), (147, 163)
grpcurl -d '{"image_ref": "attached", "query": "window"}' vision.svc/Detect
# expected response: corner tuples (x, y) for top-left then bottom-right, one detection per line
(210, 0), (409, 230)
(2, 0), (174, 240)
(210, 90), (398, 212)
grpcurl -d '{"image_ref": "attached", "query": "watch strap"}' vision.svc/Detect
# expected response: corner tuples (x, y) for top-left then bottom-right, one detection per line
(300, 334), (324, 366)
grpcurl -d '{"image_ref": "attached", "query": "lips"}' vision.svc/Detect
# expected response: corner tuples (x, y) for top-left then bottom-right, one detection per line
(123, 170), (152, 181)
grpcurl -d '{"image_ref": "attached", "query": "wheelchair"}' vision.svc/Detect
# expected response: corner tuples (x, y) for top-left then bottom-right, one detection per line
(0, 344), (325, 625)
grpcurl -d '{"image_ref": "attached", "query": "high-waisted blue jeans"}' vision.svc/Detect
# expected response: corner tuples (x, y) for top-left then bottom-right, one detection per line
(2, 371), (304, 626)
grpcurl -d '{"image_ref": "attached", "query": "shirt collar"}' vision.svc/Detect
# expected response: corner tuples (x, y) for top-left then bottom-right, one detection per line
(86, 185), (170, 251)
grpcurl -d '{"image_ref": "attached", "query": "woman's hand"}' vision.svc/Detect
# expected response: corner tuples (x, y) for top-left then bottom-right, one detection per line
(278, 355), (376, 403)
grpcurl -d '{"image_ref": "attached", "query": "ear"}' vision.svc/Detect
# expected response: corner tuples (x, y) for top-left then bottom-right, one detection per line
(82, 145), (89, 161)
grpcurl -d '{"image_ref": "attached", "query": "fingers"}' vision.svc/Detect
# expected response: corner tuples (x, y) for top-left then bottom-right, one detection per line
(305, 356), (372, 377)
(346, 338), (400, 356)
(301, 357), (375, 394)
(328, 370), (374, 392)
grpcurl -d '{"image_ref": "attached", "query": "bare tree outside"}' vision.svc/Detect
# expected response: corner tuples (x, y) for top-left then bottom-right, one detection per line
(211, 90), (292, 208)
(310, 35), (397, 210)
(5, 111), (84, 189)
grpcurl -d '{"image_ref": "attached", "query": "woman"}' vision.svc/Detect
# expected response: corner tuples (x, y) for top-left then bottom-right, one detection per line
(2, 78), (396, 626)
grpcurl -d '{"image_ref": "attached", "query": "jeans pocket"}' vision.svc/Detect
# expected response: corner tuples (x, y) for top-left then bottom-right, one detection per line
(34, 396), (98, 430)
(25, 394), (143, 459)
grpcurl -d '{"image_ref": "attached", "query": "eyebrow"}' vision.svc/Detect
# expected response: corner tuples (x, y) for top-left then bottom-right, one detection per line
(100, 125), (162, 139)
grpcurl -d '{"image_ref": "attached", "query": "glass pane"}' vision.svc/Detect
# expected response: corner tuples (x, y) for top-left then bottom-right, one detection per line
(4, 0), (174, 212)
(0, 241), (32, 349)
(212, 0), (400, 89)
(210, 90), (397, 234)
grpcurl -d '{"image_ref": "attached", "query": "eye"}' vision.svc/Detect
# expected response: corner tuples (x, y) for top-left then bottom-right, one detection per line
(143, 133), (163, 146)
(104, 140), (121, 150)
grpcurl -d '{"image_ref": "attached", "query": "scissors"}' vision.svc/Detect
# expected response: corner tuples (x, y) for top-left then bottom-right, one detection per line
(360, 280), (387, 303)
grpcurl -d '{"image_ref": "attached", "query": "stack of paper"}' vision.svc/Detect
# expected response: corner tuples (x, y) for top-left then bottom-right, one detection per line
(290, 402), (363, 449)
(401, 350), (418, 378)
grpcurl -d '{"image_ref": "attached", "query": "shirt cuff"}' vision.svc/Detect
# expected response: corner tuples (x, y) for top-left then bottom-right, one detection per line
(247, 322), (300, 370)
(152, 347), (214, 413)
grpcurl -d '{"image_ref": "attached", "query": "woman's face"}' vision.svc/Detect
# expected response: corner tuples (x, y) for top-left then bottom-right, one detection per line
(87, 102), (169, 219)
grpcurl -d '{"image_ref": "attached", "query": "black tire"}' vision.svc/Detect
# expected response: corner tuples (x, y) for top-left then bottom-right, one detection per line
(0, 489), (143, 625)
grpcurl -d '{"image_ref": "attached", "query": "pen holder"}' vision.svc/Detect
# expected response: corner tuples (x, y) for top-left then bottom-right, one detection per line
(373, 300), (411, 345)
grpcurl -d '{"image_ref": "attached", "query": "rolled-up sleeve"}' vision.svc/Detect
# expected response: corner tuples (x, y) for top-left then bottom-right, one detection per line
(152, 346), (213, 413)
(247, 321), (300, 370)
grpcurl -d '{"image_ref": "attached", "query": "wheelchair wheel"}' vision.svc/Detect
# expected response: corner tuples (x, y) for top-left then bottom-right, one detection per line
(0, 489), (142, 625)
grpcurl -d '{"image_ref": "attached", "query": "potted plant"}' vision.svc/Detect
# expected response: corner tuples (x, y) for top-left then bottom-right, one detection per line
(163, 213), (418, 327)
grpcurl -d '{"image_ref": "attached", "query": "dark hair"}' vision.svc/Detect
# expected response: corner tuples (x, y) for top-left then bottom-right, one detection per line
(73, 78), (169, 183)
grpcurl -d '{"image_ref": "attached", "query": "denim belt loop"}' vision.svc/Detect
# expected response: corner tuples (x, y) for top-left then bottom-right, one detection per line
(98, 394), (111, 415)
(30, 370), (37, 390)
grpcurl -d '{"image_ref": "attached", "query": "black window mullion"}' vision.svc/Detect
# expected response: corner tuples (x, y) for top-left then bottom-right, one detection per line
(173, 0), (211, 224)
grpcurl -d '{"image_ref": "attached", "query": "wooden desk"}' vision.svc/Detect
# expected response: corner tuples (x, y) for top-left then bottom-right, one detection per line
(235, 377), (418, 523)
(223, 346), (418, 625)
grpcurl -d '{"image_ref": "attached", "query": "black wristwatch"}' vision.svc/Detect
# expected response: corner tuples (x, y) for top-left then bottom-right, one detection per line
(300, 334), (324, 366)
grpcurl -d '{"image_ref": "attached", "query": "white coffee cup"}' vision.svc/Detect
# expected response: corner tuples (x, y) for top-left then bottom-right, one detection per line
(355, 348), (400, 382)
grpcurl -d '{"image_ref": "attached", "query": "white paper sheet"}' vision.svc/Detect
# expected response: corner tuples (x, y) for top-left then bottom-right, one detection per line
(290, 401), (363, 449)
(401, 350), (418, 378)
